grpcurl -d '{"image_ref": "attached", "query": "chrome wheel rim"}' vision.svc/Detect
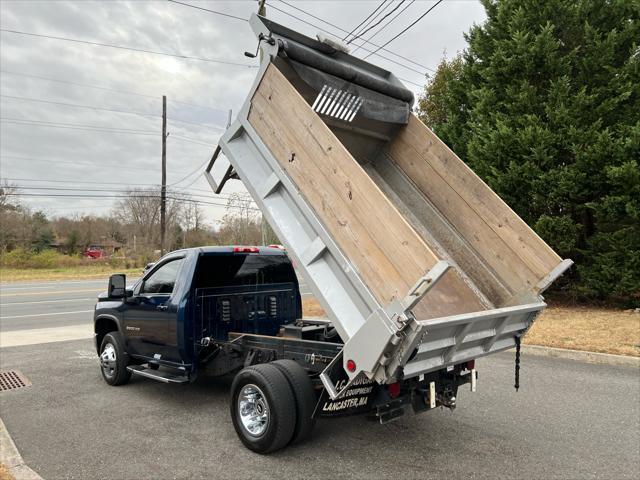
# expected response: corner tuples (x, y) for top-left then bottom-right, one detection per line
(238, 384), (269, 437)
(100, 343), (117, 378)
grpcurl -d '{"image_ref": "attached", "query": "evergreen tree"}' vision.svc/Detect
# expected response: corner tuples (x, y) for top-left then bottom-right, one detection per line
(417, 0), (639, 304)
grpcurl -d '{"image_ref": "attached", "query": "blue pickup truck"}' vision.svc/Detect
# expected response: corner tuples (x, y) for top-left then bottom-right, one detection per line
(94, 246), (475, 453)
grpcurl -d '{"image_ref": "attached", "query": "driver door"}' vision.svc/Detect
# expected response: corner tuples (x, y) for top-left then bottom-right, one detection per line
(124, 256), (184, 360)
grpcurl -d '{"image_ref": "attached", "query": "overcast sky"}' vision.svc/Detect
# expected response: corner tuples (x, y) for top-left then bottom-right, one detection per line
(0, 0), (486, 227)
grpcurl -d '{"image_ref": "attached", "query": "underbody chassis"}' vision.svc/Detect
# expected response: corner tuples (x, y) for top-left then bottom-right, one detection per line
(196, 318), (478, 422)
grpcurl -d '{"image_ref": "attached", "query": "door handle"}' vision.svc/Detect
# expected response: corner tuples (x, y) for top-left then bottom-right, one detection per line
(157, 305), (168, 311)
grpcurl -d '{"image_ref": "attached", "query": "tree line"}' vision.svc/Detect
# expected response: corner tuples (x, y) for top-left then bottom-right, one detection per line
(417, 0), (638, 305)
(0, 184), (279, 264)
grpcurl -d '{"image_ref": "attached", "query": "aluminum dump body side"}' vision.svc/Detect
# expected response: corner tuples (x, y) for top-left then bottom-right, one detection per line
(209, 14), (571, 397)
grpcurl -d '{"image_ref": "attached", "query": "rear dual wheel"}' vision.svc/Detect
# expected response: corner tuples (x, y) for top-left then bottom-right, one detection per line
(230, 361), (316, 454)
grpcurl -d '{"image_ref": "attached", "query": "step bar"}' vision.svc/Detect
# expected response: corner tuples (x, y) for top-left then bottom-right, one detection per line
(127, 365), (190, 384)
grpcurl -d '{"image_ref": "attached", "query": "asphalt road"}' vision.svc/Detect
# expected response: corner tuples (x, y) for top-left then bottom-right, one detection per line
(1, 339), (638, 479)
(0, 276), (313, 335)
(0, 279), (106, 332)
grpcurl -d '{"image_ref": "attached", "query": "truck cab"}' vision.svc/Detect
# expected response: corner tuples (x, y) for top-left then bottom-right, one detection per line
(94, 246), (302, 378)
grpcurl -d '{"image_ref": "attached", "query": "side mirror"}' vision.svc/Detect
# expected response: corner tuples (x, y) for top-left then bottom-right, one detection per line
(108, 274), (126, 299)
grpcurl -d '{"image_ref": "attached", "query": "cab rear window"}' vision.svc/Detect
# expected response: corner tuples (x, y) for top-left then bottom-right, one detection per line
(194, 254), (296, 289)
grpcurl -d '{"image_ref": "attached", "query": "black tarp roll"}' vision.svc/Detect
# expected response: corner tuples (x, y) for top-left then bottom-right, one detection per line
(277, 38), (414, 105)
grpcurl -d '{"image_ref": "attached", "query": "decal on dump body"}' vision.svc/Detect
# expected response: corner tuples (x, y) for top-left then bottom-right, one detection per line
(314, 352), (377, 417)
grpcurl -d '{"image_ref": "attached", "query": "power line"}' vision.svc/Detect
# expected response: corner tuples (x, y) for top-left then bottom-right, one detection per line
(265, 1), (434, 75)
(0, 28), (257, 68)
(364, 0), (445, 59)
(352, 1), (415, 54)
(169, 134), (214, 147)
(0, 154), (155, 172)
(347, 1), (406, 45)
(346, 1), (393, 44)
(1, 176), (236, 198)
(1, 93), (159, 119)
(168, 158), (210, 187)
(0, 70), (231, 113)
(1, 95), (224, 129)
(8, 184), (236, 202)
(5, 192), (260, 210)
(0, 117), (155, 133)
(167, 0), (248, 22)
(0, 118), (158, 136)
(342, 0), (389, 42)
(2, 177), (161, 188)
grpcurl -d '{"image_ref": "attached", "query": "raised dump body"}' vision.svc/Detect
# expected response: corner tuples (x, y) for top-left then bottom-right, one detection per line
(206, 15), (572, 398)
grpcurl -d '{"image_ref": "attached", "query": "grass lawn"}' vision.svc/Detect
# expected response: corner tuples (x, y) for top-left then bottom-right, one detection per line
(302, 298), (640, 357)
(0, 266), (142, 282)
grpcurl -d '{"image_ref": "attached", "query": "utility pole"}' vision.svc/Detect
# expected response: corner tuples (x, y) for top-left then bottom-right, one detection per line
(160, 95), (167, 256)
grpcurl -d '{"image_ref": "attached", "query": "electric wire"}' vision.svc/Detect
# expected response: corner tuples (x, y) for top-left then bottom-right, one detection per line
(351, 1), (415, 54)
(264, 1), (434, 75)
(5, 192), (261, 211)
(0, 70), (230, 113)
(347, 1), (406, 45)
(0, 95), (226, 129)
(273, 0), (433, 73)
(341, 0), (389, 41)
(346, 1), (394, 45)
(0, 28), (258, 68)
(0, 118), (158, 136)
(1, 177), (236, 198)
(363, 0), (445, 59)
(0, 154), (156, 172)
(166, 0), (248, 22)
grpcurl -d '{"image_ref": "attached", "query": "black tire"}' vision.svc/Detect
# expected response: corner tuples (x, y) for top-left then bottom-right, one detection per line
(230, 364), (296, 454)
(272, 359), (316, 445)
(99, 332), (131, 386)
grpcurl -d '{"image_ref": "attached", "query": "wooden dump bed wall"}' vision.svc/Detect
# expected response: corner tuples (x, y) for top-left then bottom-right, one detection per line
(386, 115), (563, 301)
(248, 64), (487, 319)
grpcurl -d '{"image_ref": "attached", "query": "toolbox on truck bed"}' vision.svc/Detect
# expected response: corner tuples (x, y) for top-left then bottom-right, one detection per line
(206, 15), (571, 398)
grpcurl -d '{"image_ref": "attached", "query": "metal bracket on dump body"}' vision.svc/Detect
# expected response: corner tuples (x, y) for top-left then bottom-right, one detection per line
(320, 261), (450, 399)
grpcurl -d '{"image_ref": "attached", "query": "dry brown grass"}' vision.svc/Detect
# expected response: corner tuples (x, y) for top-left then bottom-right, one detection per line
(302, 298), (640, 357)
(0, 463), (15, 480)
(0, 266), (141, 283)
(524, 305), (640, 357)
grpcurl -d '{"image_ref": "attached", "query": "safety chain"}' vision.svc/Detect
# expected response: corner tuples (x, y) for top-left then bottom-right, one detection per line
(514, 335), (521, 392)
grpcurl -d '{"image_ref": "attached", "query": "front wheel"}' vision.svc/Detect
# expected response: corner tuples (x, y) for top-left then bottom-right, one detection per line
(230, 364), (296, 454)
(99, 332), (131, 386)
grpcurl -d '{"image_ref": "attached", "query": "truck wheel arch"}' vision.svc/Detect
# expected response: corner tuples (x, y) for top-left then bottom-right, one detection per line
(95, 315), (120, 354)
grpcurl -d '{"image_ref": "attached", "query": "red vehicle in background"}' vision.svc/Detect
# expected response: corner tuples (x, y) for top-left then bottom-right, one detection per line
(83, 246), (107, 259)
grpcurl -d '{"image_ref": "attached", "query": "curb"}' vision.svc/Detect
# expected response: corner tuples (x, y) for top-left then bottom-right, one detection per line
(521, 345), (640, 367)
(0, 418), (42, 480)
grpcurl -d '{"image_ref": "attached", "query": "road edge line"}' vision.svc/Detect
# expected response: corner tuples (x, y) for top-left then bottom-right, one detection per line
(522, 345), (640, 367)
(0, 417), (43, 480)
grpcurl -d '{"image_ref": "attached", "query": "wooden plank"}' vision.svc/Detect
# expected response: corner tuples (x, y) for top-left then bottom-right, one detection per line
(252, 72), (438, 276)
(250, 72), (411, 305)
(396, 115), (562, 282)
(387, 132), (538, 292)
(249, 64), (487, 318)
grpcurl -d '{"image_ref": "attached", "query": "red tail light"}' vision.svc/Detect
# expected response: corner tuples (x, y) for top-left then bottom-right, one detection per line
(388, 381), (401, 398)
(233, 247), (259, 253)
(346, 359), (356, 372)
(466, 359), (475, 370)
